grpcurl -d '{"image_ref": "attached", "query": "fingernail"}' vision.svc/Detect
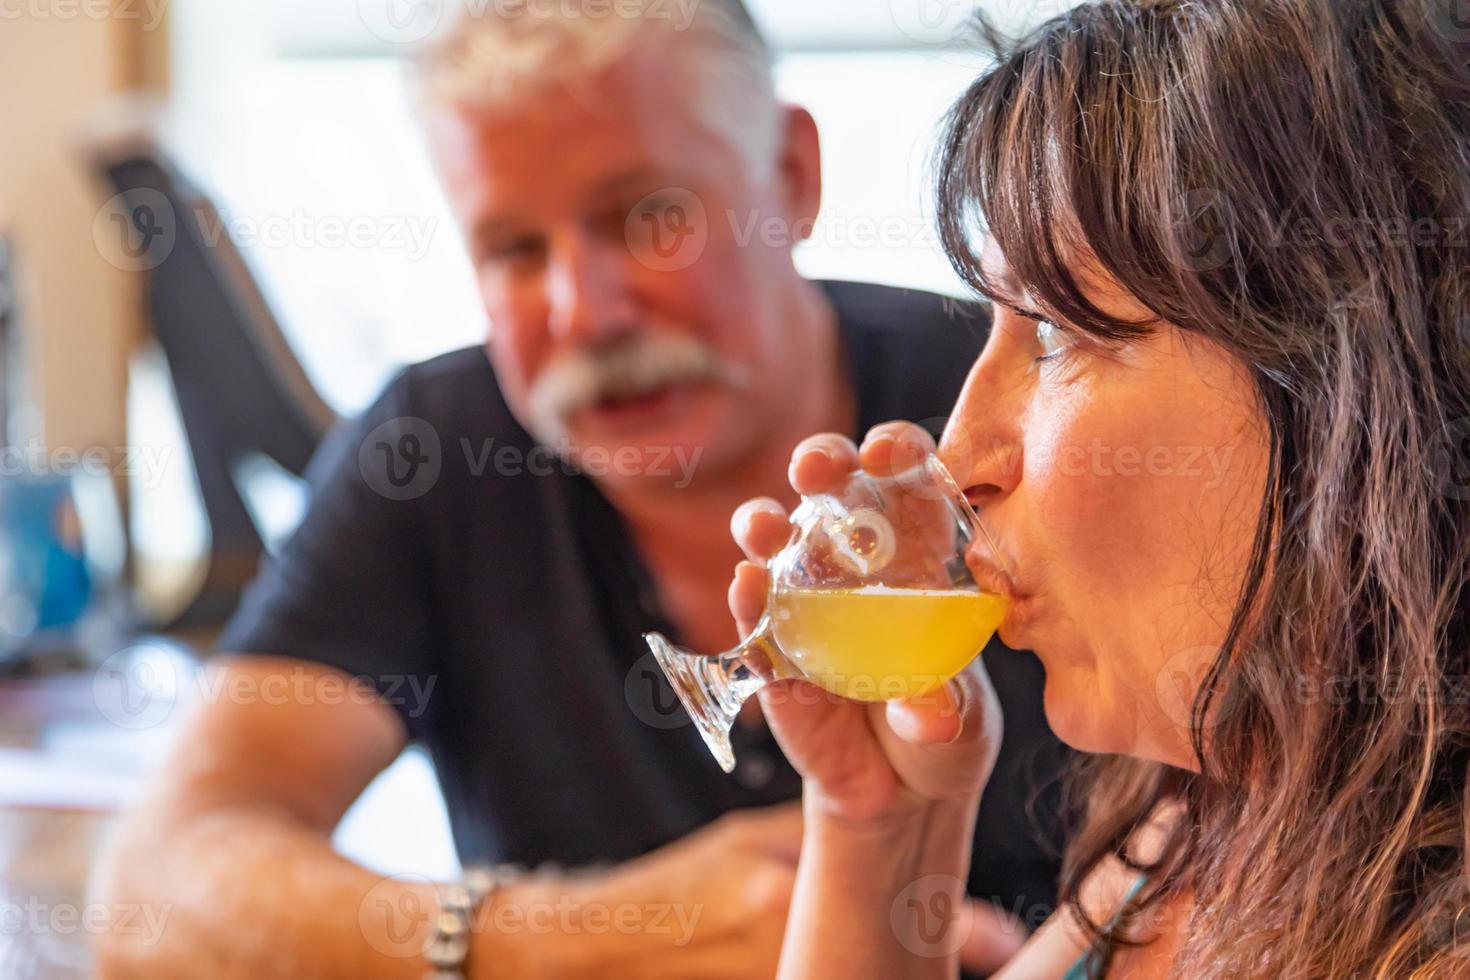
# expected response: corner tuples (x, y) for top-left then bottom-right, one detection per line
(731, 500), (763, 536)
(944, 681), (969, 744)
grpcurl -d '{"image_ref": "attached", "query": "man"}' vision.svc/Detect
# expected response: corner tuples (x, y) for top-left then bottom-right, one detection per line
(93, 2), (1070, 977)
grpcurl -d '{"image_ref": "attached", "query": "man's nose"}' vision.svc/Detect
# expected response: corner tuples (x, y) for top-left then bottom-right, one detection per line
(545, 232), (639, 344)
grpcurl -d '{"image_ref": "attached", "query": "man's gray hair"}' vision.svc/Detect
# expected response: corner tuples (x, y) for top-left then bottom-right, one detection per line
(414, 0), (782, 180)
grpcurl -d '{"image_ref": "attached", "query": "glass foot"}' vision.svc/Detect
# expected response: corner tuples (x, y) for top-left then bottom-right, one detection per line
(645, 631), (740, 773)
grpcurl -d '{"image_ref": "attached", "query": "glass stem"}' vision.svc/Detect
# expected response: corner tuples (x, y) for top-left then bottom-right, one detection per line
(708, 619), (786, 717)
(646, 614), (797, 773)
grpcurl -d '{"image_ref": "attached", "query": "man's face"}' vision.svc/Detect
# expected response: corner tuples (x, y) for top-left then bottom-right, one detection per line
(427, 39), (814, 486)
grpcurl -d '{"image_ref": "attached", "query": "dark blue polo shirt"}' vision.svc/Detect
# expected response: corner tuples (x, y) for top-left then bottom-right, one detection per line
(218, 279), (1071, 930)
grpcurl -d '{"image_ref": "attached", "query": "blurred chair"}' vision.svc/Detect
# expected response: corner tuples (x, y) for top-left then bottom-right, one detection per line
(79, 104), (339, 631)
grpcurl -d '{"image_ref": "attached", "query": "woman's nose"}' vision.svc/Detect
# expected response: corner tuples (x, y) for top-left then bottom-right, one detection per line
(939, 352), (1024, 504)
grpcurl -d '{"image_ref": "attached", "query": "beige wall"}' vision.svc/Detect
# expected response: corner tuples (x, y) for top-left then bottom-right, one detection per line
(0, 2), (165, 455)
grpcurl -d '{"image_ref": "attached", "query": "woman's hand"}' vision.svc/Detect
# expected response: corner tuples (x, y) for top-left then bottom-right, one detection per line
(728, 423), (1004, 826)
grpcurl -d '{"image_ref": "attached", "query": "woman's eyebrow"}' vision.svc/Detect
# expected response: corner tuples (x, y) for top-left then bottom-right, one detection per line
(978, 283), (1046, 322)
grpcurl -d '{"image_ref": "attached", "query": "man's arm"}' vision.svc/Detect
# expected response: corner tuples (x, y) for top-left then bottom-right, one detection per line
(92, 655), (482, 979)
(91, 655), (807, 980)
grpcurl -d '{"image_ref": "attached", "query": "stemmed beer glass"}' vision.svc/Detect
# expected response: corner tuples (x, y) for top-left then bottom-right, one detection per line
(645, 452), (1009, 773)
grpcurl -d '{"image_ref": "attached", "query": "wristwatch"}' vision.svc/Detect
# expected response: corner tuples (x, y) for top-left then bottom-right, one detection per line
(424, 864), (523, 979)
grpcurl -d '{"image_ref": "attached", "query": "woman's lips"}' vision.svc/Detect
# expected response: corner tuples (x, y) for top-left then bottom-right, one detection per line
(969, 561), (1018, 600)
(965, 540), (1040, 635)
(964, 535), (1024, 596)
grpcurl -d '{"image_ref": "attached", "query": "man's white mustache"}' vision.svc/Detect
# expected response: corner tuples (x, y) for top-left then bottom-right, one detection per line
(528, 332), (748, 430)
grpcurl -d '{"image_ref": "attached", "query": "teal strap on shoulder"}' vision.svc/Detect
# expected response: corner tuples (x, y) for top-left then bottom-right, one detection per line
(1059, 875), (1148, 980)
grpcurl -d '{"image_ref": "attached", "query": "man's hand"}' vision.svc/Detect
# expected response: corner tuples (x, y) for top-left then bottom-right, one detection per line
(495, 803), (801, 980)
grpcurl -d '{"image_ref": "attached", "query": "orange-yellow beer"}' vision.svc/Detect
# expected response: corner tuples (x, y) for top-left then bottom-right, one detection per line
(769, 586), (1009, 701)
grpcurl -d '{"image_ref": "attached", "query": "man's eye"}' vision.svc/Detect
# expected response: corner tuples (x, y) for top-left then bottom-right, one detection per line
(481, 236), (544, 266)
(1035, 319), (1072, 361)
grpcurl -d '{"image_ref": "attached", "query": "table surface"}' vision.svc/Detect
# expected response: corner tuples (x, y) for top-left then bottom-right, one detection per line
(0, 641), (459, 979)
(0, 668), (151, 979)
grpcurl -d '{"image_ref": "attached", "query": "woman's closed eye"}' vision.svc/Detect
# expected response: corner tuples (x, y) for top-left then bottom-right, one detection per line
(1008, 303), (1076, 364)
(1034, 318), (1073, 362)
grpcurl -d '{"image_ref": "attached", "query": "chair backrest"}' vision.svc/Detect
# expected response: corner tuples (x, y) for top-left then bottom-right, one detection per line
(82, 112), (339, 628)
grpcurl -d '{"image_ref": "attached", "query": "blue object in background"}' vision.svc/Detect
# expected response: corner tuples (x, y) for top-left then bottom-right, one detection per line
(0, 475), (92, 639)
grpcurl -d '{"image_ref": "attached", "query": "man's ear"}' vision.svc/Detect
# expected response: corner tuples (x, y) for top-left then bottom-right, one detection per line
(775, 105), (822, 243)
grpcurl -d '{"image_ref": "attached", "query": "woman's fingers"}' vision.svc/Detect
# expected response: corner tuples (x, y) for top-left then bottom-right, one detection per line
(728, 560), (771, 638)
(788, 434), (860, 495)
(886, 659), (998, 747)
(884, 678), (967, 744)
(859, 422), (937, 477)
(730, 497), (790, 564)
(784, 424), (937, 494)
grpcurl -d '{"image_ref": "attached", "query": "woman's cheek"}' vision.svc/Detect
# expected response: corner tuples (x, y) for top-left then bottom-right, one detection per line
(1027, 409), (1166, 588)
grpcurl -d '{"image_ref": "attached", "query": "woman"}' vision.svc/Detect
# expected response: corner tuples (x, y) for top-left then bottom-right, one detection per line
(725, 1), (1470, 976)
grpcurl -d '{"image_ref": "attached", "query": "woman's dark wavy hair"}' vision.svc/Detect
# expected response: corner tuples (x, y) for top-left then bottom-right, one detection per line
(935, 0), (1470, 975)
